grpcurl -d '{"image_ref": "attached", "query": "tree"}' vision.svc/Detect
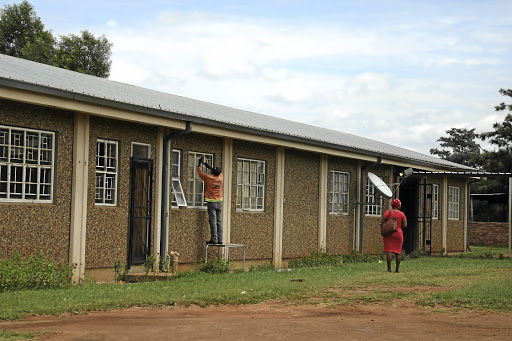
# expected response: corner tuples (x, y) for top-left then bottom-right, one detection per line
(55, 31), (112, 78)
(0, 1), (112, 78)
(0, 0), (55, 64)
(479, 89), (512, 173)
(429, 128), (481, 167)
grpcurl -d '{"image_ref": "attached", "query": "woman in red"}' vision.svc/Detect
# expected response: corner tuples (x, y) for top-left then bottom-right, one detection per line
(380, 199), (407, 273)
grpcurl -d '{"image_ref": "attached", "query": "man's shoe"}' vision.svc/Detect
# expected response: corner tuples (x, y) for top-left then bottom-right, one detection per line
(206, 240), (217, 244)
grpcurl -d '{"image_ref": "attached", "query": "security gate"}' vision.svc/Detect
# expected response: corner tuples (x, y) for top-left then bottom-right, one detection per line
(128, 158), (153, 267)
(400, 179), (433, 254)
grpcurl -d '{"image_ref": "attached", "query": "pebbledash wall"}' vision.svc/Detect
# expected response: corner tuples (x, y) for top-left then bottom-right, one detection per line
(0, 97), (472, 279)
(86, 116), (158, 268)
(0, 53), (481, 284)
(0, 100), (73, 266)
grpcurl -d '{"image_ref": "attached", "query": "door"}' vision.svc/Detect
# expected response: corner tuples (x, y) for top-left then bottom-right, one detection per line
(128, 157), (153, 267)
(399, 179), (433, 254)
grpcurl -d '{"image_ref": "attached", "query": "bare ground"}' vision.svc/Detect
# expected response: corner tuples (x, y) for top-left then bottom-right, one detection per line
(1, 299), (511, 341)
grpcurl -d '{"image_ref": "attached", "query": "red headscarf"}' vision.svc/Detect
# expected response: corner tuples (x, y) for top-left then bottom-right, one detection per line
(391, 199), (401, 209)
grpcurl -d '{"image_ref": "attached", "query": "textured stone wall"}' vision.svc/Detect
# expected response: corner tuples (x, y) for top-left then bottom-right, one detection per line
(428, 177), (443, 253)
(86, 116), (157, 268)
(0, 99), (73, 265)
(470, 222), (509, 246)
(282, 149), (319, 259)
(325, 156), (358, 255)
(230, 140), (276, 260)
(362, 167), (392, 254)
(167, 132), (224, 263)
(446, 178), (466, 252)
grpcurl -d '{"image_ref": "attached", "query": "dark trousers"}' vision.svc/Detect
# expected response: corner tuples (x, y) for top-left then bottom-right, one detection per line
(207, 201), (223, 243)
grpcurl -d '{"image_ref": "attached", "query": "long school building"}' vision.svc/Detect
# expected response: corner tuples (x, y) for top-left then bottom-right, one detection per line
(0, 54), (482, 282)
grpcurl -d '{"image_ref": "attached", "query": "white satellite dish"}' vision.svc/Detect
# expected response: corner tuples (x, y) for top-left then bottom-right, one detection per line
(367, 172), (393, 198)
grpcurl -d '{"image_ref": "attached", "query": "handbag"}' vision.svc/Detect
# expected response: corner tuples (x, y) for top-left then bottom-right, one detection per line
(381, 210), (398, 236)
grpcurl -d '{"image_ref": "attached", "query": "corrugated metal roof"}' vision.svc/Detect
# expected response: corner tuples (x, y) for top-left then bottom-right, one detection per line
(0, 54), (474, 171)
(413, 171), (511, 177)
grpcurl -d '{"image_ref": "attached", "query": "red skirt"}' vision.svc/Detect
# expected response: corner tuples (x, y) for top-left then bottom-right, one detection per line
(383, 228), (403, 254)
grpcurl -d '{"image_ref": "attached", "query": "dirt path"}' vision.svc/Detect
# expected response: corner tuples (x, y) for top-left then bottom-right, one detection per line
(1, 301), (511, 341)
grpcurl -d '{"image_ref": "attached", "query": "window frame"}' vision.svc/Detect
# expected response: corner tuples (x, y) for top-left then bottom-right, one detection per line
(0, 125), (55, 203)
(365, 176), (383, 216)
(448, 186), (460, 220)
(131, 142), (151, 159)
(187, 151), (214, 208)
(236, 158), (266, 212)
(170, 149), (187, 208)
(95, 139), (119, 206)
(329, 170), (350, 215)
(432, 184), (439, 219)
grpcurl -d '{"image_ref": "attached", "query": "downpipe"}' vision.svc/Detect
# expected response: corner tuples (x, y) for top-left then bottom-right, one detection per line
(160, 121), (192, 264)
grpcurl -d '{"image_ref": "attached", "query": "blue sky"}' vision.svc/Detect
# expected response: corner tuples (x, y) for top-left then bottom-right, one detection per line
(3, 0), (511, 155)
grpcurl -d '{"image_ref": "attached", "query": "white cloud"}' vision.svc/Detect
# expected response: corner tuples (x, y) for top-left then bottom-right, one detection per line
(103, 7), (511, 155)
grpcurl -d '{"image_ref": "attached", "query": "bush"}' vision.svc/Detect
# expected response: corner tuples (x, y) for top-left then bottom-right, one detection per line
(0, 249), (72, 291)
(288, 251), (344, 268)
(199, 259), (231, 274)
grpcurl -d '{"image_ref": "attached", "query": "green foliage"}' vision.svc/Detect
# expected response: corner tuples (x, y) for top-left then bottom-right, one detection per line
(144, 255), (157, 276)
(0, 0), (55, 63)
(288, 250), (380, 268)
(0, 1), (112, 77)
(0, 329), (39, 340)
(405, 247), (428, 259)
(0, 249), (72, 292)
(342, 250), (382, 263)
(54, 30), (112, 77)
(288, 251), (344, 268)
(0, 253), (511, 320)
(113, 258), (127, 282)
(429, 128), (481, 167)
(199, 259), (231, 274)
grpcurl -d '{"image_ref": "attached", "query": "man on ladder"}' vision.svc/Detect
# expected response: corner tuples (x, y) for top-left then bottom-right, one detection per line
(198, 157), (223, 245)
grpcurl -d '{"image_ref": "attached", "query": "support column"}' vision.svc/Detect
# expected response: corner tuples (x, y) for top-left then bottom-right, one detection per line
(508, 177), (511, 257)
(355, 161), (362, 251)
(69, 112), (89, 284)
(442, 176), (448, 254)
(318, 155), (327, 252)
(154, 129), (164, 264)
(463, 178), (468, 252)
(273, 147), (285, 268)
(222, 138), (233, 245)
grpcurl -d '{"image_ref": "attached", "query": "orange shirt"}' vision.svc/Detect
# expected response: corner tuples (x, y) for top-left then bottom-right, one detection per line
(198, 166), (223, 202)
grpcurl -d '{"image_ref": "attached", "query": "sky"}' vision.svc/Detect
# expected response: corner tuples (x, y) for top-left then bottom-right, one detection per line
(3, 0), (512, 155)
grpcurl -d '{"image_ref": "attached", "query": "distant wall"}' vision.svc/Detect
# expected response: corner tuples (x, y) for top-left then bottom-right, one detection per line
(470, 222), (509, 246)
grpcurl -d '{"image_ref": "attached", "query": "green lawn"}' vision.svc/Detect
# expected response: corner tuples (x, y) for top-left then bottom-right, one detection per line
(1, 252), (511, 321)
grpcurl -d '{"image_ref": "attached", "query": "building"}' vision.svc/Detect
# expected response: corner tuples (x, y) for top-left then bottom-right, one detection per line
(0, 54), (482, 283)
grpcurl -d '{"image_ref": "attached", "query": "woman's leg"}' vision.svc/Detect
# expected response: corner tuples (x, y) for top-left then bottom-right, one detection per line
(386, 252), (392, 272)
(395, 253), (401, 273)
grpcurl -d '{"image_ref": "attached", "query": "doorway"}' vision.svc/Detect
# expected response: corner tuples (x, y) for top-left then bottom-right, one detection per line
(399, 180), (419, 254)
(128, 157), (153, 267)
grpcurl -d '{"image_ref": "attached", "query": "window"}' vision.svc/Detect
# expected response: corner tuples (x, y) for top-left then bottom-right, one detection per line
(0, 125), (55, 202)
(365, 176), (383, 216)
(432, 184), (439, 219)
(131, 143), (150, 159)
(448, 186), (460, 220)
(329, 171), (350, 214)
(187, 152), (213, 208)
(170, 149), (186, 207)
(95, 139), (118, 205)
(236, 158), (265, 211)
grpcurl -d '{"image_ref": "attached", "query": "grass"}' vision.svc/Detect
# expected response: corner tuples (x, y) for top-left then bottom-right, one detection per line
(0, 329), (51, 340)
(0, 251), (511, 321)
